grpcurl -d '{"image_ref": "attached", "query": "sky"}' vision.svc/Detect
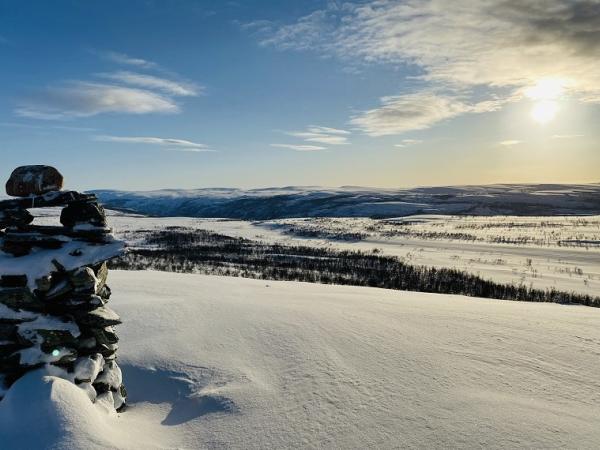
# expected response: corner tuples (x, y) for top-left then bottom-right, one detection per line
(0, 0), (599, 191)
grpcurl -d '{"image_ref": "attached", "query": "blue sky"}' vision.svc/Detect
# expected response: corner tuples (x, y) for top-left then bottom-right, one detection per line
(1, 0), (598, 190)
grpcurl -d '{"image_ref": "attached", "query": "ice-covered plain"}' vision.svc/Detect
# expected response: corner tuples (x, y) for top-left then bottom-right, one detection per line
(1, 271), (599, 449)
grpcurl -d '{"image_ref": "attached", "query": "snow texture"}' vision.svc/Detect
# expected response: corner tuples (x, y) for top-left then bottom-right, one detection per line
(0, 237), (124, 291)
(0, 270), (599, 449)
(0, 304), (37, 321)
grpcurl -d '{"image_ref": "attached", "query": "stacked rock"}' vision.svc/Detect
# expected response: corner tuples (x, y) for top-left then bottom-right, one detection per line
(0, 165), (126, 411)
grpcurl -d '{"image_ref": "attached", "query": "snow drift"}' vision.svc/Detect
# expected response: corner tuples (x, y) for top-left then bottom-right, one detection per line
(1, 270), (599, 449)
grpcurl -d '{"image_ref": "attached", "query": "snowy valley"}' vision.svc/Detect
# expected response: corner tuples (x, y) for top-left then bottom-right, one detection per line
(2, 206), (600, 449)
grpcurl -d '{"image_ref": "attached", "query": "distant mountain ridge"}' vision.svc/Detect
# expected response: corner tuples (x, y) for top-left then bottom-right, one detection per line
(91, 183), (600, 219)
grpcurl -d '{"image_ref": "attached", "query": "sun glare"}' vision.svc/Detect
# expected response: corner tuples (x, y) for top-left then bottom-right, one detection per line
(531, 100), (559, 124)
(526, 79), (566, 124)
(525, 78), (566, 100)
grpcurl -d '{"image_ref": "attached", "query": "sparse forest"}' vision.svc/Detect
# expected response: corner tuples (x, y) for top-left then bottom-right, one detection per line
(110, 228), (600, 307)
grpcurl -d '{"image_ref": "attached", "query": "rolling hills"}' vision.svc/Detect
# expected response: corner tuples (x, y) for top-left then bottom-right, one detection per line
(92, 183), (600, 219)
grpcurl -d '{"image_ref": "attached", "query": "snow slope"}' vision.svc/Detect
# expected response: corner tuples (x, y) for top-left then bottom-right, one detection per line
(1, 271), (599, 449)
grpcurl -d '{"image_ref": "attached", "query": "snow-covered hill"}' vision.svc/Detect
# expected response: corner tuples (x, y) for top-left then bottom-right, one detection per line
(92, 183), (600, 219)
(2, 271), (599, 449)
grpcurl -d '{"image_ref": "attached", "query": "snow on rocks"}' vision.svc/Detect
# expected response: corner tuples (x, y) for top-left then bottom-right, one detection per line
(0, 166), (126, 411)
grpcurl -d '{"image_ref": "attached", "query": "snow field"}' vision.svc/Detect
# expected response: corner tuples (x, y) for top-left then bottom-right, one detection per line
(2, 270), (599, 449)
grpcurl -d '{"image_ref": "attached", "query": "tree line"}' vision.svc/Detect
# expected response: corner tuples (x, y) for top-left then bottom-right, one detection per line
(110, 229), (600, 307)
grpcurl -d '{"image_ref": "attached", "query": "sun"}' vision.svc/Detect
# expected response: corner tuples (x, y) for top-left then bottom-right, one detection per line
(531, 100), (558, 124)
(525, 78), (567, 125)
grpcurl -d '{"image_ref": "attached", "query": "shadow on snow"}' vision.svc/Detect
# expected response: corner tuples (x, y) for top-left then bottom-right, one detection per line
(120, 364), (238, 426)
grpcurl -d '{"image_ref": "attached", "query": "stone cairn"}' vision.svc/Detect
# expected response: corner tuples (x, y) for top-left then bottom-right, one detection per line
(0, 165), (126, 411)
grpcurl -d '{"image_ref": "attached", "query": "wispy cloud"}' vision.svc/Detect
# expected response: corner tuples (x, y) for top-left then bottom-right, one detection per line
(100, 51), (157, 69)
(351, 92), (503, 136)
(394, 139), (423, 148)
(256, 9), (342, 52)
(286, 125), (351, 145)
(255, 0), (600, 134)
(552, 134), (584, 139)
(16, 82), (178, 119)
(240, 19), (274, 33)
(306, 126), (349, 135)
(94, 135), (214, 152)
(98, 71), (201, 97)
(499, 140), (523, 147)
(259, 0), (600, 94)
(15, 53), (201, 120)
(0, 122), (96, 132)
(270, 143), (327, 151)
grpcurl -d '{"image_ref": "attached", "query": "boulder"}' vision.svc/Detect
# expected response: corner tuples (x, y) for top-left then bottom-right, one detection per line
(5, 166), (63, 197)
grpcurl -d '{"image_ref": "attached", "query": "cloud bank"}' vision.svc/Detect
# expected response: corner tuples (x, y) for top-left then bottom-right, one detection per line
(256, 0), (600, 134)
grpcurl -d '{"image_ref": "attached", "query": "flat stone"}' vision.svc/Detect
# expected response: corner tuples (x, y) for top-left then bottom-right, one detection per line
(70, 267), (98, 292)
(13, 224), (111, 242)
(81, 328), (118, 347)
(37, 329), (79, 352)
(97, 284), (112, 300)
(46, 295), (105, 314)
(74, 306), (121, 328)
(0, 323), (18, 340)
(0, 275), (28, 288)
(2, 233), (66, 256)
(0, 209), (34, 229)
(35, 275), (53, 293)
(0, 191), (95, 211)
(0, 341), (30, 357)
(42, 278), (74, 301)
(6, 165), (63, 197)
(0, 354), (21, 372)
(97, 343), (118, 359)
(60, 200), (107, 228)
(0, 288), (44, 310)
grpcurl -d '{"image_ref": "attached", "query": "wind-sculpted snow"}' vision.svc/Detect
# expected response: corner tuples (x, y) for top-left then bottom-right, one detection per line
(1, 271), (599, 449)
(92, 183), (600, 219)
